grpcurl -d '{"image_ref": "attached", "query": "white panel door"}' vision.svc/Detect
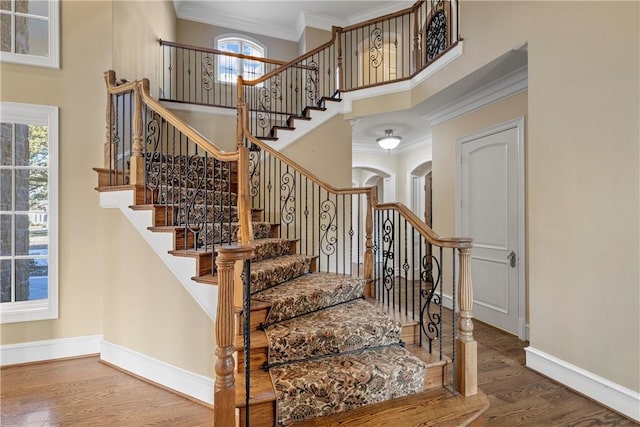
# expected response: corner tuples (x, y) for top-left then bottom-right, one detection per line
(459, 120), (524, 336)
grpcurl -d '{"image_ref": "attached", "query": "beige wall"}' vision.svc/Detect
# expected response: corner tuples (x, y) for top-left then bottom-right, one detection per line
(112, 1), (177, 96)
(176, 19), (299, 63)
(0, 1), (112, 344)
(301, 27), (332, 53)
(171, 109), (237, 152)
(425, 2), (638, 392)
(282, 115), (352, 188)
(101, 210), (214, 377)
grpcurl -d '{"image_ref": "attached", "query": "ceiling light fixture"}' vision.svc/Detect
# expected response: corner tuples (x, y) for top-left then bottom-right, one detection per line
(377, 129), (402, 151)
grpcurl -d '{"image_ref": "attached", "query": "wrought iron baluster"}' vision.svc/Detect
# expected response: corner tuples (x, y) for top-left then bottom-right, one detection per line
(242, 258), (251, 426)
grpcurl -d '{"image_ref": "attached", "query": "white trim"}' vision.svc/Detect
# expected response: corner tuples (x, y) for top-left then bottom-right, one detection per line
(100, 340), (214, 405)
(455, 117), (527, 340)
(161, 100), (237, 117)
(341, 42), (464, 114)
(0, 0), (60, 69)
(426, 66), (527, 127)
(0, 102), (59, 324)
(526, 347), (640, 422)
(98, 190), (218, 321)
(0, 335), (101, 366)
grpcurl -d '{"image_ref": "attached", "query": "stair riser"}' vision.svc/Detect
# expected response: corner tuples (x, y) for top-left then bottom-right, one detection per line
(236, 348), (268, 373)
(176, 206), (239, 225)
(424, 364), (448, 390)
(239, 401), (275, 427)
(401, 324), (419, 345)
(236, 307), (269, 334)
(250, 257), (312, 294)
(157, 189), (237, 207)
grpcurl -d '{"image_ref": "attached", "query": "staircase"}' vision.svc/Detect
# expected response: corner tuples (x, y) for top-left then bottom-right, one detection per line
(98, 0), (488, 420)
(96, 132), (487, 425)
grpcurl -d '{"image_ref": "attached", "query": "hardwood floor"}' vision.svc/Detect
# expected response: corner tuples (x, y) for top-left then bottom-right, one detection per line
(1, 323), (637, 426)
(0, 356), (214, 426)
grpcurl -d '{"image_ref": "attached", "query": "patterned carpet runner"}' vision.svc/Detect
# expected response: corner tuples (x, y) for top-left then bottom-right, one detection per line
(250, 238), (428, 425)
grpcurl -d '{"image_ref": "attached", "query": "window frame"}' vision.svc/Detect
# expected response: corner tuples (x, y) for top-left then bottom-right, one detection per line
(0, 0), (60, 69)
(215, 35), (266, 84)
(0, 102), (58, 324)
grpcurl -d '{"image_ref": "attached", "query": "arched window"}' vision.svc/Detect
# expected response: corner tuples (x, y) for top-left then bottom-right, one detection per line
(216, 36), (266, 83)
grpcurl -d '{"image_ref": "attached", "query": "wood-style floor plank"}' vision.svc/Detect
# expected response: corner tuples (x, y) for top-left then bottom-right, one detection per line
(1, 356), (214, 426)
(2, 319), (637, 426)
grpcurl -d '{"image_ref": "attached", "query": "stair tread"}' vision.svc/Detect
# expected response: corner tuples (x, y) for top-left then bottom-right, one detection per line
(270, 345), (426, 426)
(236, 369), (275, 407)
(253, 272), (365, 324)
(250, 254), (315, 294)
(168, 248), (212, 257)
(263, 299), (402, 365)
(250, 237), (296, 262)
(295, 387), (489, 427)
(192, 273), (218, 285)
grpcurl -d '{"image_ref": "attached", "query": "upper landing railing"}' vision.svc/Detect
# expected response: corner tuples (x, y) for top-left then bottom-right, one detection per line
(159, 0), (460, 136)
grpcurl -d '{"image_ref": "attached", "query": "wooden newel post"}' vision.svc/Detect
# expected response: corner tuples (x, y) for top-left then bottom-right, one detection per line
(129, 80), (146, 186)
(214, 244), (254, 427)
(455, 246), (477, 396)
(363, 189), (375, 298)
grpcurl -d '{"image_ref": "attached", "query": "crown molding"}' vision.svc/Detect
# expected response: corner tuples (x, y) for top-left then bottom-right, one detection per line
(346, 2), (413, 26)
(175, 1), (411, 43)
(176, 2), (301, 42)
(425, 65), (528, 127)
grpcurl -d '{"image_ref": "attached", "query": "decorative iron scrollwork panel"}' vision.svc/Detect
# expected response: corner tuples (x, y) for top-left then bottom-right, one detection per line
(370, 28), (384, 68)
(280, 170), (296, 225)
(382, 216), (394, 292)
(320, 197), (337, 257)
(420, 254), (442, 343)
(305, 60), (319, 104)
(202, 56), (214, 91)
(426, 10), (447, 62)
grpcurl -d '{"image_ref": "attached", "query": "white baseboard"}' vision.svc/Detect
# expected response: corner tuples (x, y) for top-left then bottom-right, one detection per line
(526, 346), (640, 422)
(100, 340), (214, 405)
(0, 334), (102, 366)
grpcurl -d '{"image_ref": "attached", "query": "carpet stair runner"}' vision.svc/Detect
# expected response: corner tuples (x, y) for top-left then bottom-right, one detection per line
(238, 235), (429, 425)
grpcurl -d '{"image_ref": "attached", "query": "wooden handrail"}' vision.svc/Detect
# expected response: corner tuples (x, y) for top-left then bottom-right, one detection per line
(374, 201), (473, 249)
(105, 70), (239, 162)
(159, 39), (288, 66)
(104, 70), (137, 95)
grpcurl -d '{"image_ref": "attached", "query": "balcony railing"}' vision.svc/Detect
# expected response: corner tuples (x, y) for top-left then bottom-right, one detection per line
(159, 0), (460, 137)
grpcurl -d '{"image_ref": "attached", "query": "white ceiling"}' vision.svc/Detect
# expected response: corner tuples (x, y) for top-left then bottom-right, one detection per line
(174, 1), (528, 154)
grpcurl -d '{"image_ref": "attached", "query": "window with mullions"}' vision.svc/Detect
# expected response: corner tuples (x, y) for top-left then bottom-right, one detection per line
(0, 0), (60, 68)
(0, 102), (58, 323)
(216, 36), (266, 83)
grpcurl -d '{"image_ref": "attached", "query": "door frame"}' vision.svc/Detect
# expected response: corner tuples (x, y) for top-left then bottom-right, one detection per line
(455, 116), (527, 339)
